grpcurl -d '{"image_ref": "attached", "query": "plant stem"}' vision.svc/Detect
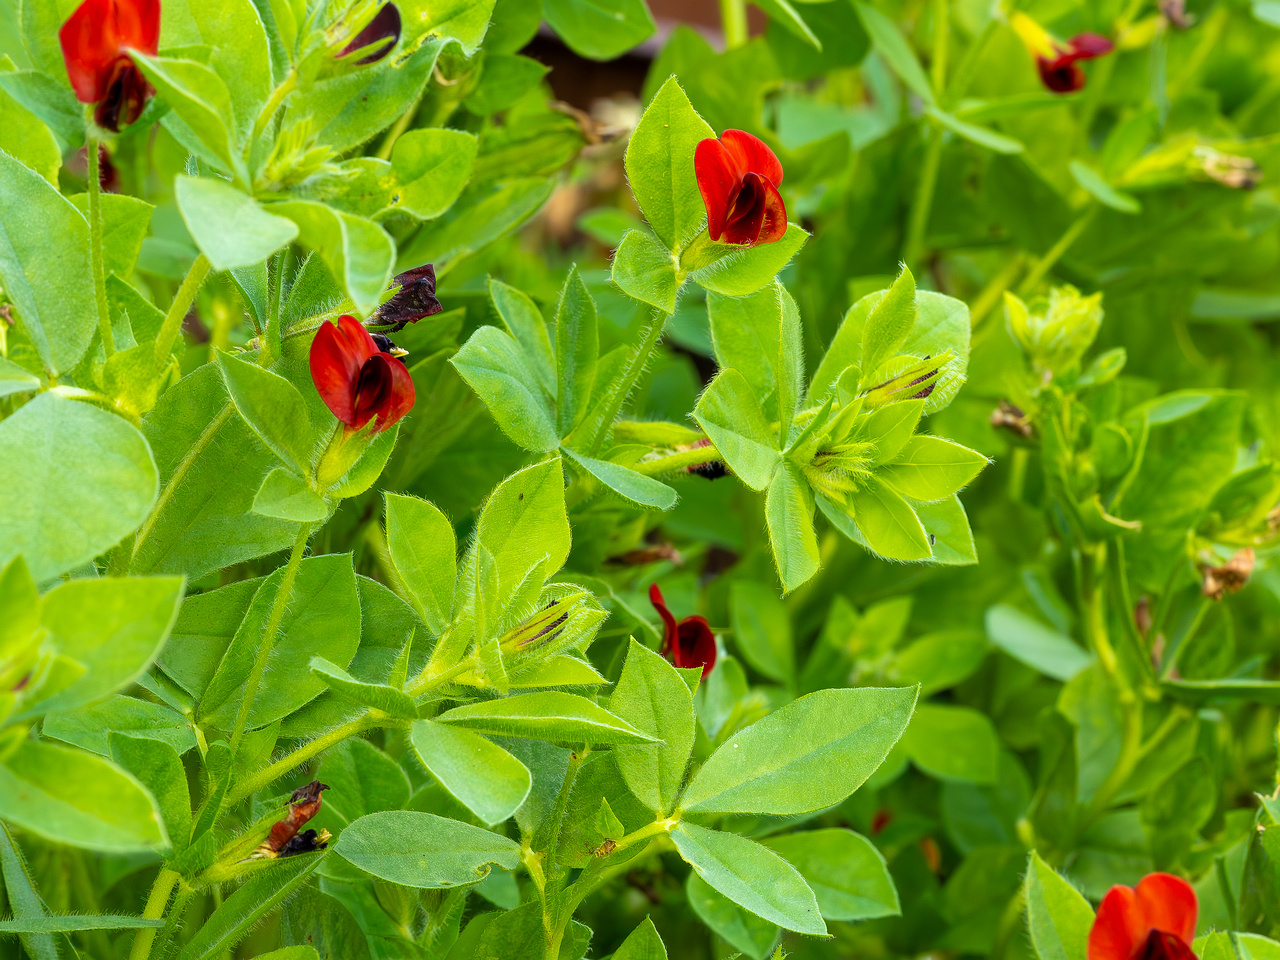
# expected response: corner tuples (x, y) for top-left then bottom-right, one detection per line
(251, 71), (297, 147)
(128, 867), (178, 960)
(631, 444), (722, 477)
(544, 749), (588, 885)
(155, 254), (211, 362)
(376, 92), (423, 161)
(228, 714), (376, 805)
(903, 123), (943, 271)
(945, 19), (995, 106)
(1081, 543), (1120, 678)
(968, 253), (1025, 329)
(584, 307), (668, 455)
(229, 522), (312, 753)
(719, 0), (748, 49)
(1082, 698), (1142, 826)
(87, 137), (116, 359)
(1018, 208), (1095, 295)
(930, 0), (948, 95)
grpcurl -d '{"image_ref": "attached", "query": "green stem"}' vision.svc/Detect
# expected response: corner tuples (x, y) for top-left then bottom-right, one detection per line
(903, 123), (944, 271)
(87, 137), (116, 359)
(251, 71), (297, 147)
(1081, 543), (1120, 679)
(229, 522), (312, 753)
(1018, 208), (1095, 295)
(719, 0), (748, 49)
(155, 254), (211, 362)
(632, 444), (722, 477)
(131, 404), (233, 564)
(128, 867), (178, 960)
(376, 92), (422, 161)
(945, 19), (995, 106)
(1082, 699), (1142, 826)
(968, 253), (1025, 329)
(930, 0), (948, 95)
(544, 749), (588, 884)
(585, 307), (668, 456)
(228, 714), (377, 805)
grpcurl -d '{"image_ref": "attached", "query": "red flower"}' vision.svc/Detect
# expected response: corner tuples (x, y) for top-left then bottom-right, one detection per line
(1012, 13), (1114, 94)
(649, 584), (716, 678)
(310, 314), (414, 433)
(1088, 873), (1198, 960)
(59, 0), (159, 131)
(694, 130), (787, 246)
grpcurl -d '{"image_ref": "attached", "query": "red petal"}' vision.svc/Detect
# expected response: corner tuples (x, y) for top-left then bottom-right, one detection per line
(1135, 874), (1197, 946)
(371, 354), (415, 432)
(1038, 55), (1086, 93)
(675, 616), (717, 678)
(695, 138), (743, 242)
(1068, 32), (1114, 59)
(756, 175), (788, 245)
(310, 315), (378, 427)
(60, 0), (120, 102)
(721, 175), (766, 245)
(649, 584), (679, 654)
(720, 129), (783, 186)
(1090, 886), (1146, 960)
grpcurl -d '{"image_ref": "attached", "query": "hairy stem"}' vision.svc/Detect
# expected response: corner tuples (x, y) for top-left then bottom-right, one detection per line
(251, 70), (297, 148)
(584, 307), (668, 455)
(631, 444), (722, 476)
(228, 714), (377, 805)
(1018, 208), (1095, 295)
(127, 867), (178, 960)
(229, 522), (312, 752)
(719, 0), (748, 49)
(155, 254), (211, 362)
(87, 137), (115, 359)
(903, 124), (944, 271)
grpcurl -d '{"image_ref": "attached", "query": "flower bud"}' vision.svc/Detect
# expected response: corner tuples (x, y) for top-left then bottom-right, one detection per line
(1004, 286), (1102, 378)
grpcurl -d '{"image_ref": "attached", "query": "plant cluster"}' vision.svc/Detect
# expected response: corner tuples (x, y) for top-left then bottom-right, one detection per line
(0, 0), (1277, 958)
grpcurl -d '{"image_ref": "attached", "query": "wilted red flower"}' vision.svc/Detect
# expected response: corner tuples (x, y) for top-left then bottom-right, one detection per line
(1088, 873), (1197, 960)
(59, 0), (159, 132)
(256, 780), (330, 858)
(649, 583), (716, 678)
(1012, 13), (1113, 93)
(373, 263), (443, 331)
(694, 130), (787, 246)
(310, 314), (414, 433)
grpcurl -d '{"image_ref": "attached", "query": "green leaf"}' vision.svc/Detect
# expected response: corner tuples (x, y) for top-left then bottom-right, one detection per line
(175, 176), (298, 272)
(252, 468), (328, 522)
(316, 738), (410, 824)
(184, 0), (272, 134)
(131, 52), (240, 178)
(611, 228), (680, 313)
(217, 351), (314, 475)
(0, 66), (83, 146)
(609, 639), (696, 814)
(1024, 851), (1094, 960)
(108, 733), (193, 857)
(0, 823), (61, 960)
(879, 436), (988, 501)
(554, 267), (599, 435)
(686, 872), (779, 960)
(672, 822), (825, 935)
(545, 0), (656, 59)
(199, 553), (361, 729)
(490, 277), (556, 395)
(410, 720), (532, 826)
(68, 193), (153, 283)
(1069, 161), (1141, 214)
(385, 493), (456, 635)
(175, 855), (324, 960)
(902, 703), (999, 783)
(0, 393), (158, 581)
(334, 810), (521, 887)
(0, 915), (163, 933)
(765, 461), (820, 593)
(25, 575), (183, 717)
(436, 691), (659, 745)
(915, 494), (978, 565)
(44, 696), (195, 757)
(271, 201), (395, 316)
(612, 917), (669, 960)
(861, 266), (917, 377)
(625, 77), (715, 252)
(693, 369), (780, 491)
(465, 53), (550, 114)
(839, 476), (933, 561)
(928, 107), (1024, 154)
(0, 739), (166, 852)
(729, 581), (794, 684)
(853, 2), (933, 103)
(985, 605), (1094, 681)
(891, 630), (988, 695)
(688, 224), (810, 297)
(398, 177), (553, 271)
(310, 656), (417, 718)
(452, 325), (559, 452)
(763, 829), (900, 921)
(563, 448), (678, 510)
(679, 686), (917, 815)
(0, 356), (40, 397)
(757, 0), (821, 48)
(0, 152), (96, 375)
(387, 128), (478, 220)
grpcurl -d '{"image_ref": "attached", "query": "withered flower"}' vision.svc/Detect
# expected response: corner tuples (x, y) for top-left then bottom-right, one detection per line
(373, 264), (443, 332)
(1200, 548), (1255, 600)
(990, 400), (1034, 439)
(256, 780), (330, 858)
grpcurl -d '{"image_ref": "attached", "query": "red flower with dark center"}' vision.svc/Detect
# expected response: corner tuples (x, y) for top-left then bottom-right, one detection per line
(59, 0), (159, 131)
(649, 583), (716, 678)
(310, 314), (414, 433)
(694, 130), (787, 246)
(1088, 873), (1197, 960)
(1012, 13), (1114, 94)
